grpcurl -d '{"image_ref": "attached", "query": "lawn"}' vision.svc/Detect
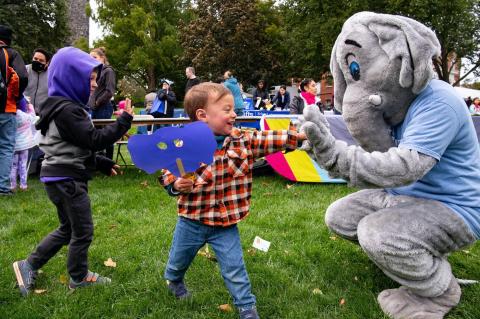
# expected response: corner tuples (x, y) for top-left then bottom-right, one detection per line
(1, 168), (479, 319)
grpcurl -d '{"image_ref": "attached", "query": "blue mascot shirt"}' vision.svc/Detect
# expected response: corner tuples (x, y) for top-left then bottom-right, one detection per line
(388, 79), (480, 239)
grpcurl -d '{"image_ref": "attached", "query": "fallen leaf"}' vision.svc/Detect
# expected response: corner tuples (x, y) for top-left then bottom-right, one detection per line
(284, 250), (289, 255)
(286, 184), (294, 189)
(140, 180), (149, 188)
(354, 276), (358, 281)
(218, 304), (233, 312)
(104, 258), (117, 268)
(38, 269), (44, 274)
(247, 248), (256, 256)
(463, 250), (470, 254)
(329, 236), (337, 240)
(339, 298), (346, 306)
(197, 248), (217, 262)
(59, 274), (68, 285)
(109, 224), (117, 229)
(261, 182), (268, 186)
(34, 289), (47, 294)
(264, 192), (273, 196)
(312, 288), (323, 295)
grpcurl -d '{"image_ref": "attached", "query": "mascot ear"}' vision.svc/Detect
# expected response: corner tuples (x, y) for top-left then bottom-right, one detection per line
(330, 36), (346, 113)
(367, 15), (441, 94)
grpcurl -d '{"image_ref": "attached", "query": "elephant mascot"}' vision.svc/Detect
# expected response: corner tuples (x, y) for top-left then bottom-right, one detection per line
(302, 12), (480, 319)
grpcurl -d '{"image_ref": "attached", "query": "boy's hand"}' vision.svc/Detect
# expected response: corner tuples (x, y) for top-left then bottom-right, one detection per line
(297, 132), (307, 141)
(124, 98), (134, 115)
(110, 164), (120, 176)
(173, 177), (194, 193)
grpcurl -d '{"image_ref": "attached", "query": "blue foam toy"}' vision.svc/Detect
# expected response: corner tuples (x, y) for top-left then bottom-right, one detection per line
(128, 121), (216, 176)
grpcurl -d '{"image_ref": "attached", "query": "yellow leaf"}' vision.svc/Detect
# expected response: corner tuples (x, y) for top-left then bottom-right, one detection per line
(312, 288), (323, 295)
(59, 274), (68, 285)
(286, 184), (294, 189)
(34, 289), (47, 294)
(104, 258), (117, 268)
(140, 180), (149, 188)
(340, 298), (346, 306)
(329, 236), (337, 240)
(218, 304), (233, 312)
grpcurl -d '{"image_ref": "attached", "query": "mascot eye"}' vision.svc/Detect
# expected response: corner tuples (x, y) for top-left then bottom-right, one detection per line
(346, 54), (360, 81)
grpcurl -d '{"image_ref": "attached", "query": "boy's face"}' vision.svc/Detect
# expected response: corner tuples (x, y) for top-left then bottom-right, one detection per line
(90, 71), (98, 94)
(197, 94), (236, 136)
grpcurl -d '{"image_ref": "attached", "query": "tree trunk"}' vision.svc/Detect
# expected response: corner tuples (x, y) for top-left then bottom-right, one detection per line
(147, 66), (156, 92)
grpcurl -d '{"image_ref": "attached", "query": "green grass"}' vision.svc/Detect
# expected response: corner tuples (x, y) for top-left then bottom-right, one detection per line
(1, 168), (480, 318)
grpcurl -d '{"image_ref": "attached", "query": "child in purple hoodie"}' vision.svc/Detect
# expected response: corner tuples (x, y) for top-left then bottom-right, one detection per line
(13, 47), (133, 296)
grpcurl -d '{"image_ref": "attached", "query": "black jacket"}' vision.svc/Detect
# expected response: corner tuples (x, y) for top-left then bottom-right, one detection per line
(36, 96), (132, 180)
(0, 44), (28, 113)
(88, 65), (116, 110)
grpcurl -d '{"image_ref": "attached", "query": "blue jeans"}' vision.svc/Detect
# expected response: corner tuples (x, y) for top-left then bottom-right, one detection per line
(165, 217), (256, 309)
(0, 113), (16, 193)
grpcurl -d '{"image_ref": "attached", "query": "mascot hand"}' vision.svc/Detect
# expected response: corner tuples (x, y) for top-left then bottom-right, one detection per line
(301, 106), (338, 168)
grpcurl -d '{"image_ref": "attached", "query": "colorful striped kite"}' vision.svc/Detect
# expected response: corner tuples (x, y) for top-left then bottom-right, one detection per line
(261, 116), (345, 183)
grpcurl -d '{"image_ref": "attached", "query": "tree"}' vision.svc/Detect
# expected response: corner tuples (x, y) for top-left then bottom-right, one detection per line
(283, 0), (480, 85)
(91, 0), (189, 92)
(388, 0), (480, 85)
(0, 0), (69, 59)
(180, 0), (280, 86)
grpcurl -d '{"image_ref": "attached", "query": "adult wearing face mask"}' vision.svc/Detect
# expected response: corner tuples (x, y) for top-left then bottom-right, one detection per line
(24, 48), (51, 113)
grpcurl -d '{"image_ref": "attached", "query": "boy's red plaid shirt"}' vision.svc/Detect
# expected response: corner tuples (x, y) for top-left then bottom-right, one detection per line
(159, 127), (298, 227)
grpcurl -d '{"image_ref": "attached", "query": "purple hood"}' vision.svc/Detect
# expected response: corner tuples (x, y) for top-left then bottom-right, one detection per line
(48, 47), (102, 105)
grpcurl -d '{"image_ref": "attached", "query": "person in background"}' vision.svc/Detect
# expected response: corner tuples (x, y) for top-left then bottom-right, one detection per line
(469, 97), (480, 114)
(289, 78), (323, 114)
(252, 80), (269, 110)
(272, 85), (290, 110)
(185, 66), (200, 93)
(149, 80), (177, 130)
(0, 25), (28, 196)
(24, 48), (51, 113)
(223, 70), (244, 116)
(10, 97), (36, 191)
(144, 91), (157, 113)
(89, 47), (116, 159)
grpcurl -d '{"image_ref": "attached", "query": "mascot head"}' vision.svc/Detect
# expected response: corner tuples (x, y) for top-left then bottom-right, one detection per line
(331, 12), (441, 152)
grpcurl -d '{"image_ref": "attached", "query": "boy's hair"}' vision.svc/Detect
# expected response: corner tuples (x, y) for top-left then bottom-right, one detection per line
(33, 48), (52, 62)
(184, 82), (231, 121)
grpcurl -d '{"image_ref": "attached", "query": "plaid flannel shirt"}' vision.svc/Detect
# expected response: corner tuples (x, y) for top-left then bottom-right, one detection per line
(158, 127), (298, 227)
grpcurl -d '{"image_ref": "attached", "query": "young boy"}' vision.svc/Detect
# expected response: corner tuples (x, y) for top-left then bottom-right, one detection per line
(13, 47), (133, 296)
(158, 83), (305, 319)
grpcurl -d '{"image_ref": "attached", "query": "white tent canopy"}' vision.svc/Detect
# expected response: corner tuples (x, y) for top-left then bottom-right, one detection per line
(454, 86), (480, 99)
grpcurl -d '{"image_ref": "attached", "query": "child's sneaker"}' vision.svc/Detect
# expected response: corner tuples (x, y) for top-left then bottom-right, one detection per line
(166, 280), (191, 299)
(69, 271), (111, 289)
(239, 306), (260, 319)
(12, 260), (38, 296)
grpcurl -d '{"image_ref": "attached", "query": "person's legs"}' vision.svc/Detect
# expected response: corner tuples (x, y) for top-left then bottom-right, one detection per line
(9, 151), (19, 190)
(356, 198), (475, 318)
(0, 114), (16, 193)
(164, 218), (207, 282)
(27, 181), (73, 270)
(18, 149), (29, 189)
(325, 189), (412, 240)
(208, 225), (256, 310)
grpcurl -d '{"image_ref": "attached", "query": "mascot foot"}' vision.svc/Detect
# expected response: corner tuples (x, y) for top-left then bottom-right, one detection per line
(377, 279), (461, 319)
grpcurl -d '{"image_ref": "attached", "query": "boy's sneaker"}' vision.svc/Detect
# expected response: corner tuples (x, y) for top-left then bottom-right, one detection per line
(166, 280), (191, 299)
(12, 260), (38, 296)
(69, 271), (111, 289)
(239, 306), (260, 319)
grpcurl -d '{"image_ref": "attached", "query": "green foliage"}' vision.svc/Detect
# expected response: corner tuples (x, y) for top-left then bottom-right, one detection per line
(92, 0), (189, 92)
(1, 170), (480, 318)
(180, 0), (283, 86)
(0, 0), (69, 60)
(73, 37), (90, 53)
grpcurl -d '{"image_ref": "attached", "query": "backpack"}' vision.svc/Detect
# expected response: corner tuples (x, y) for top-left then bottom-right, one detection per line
(0, 46), (20, 113)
